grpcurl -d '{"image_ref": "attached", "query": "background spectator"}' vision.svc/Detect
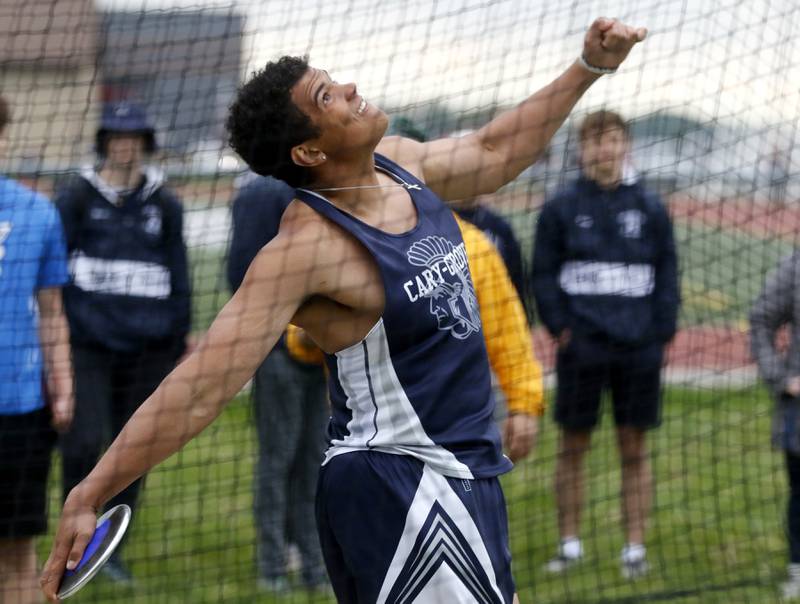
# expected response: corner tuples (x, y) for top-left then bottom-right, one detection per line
(226, 174), (328, 593)
(0, 94), (73, 604)
(56, 101), (191, 584)
(454, 214), (543, 461)
(531, 109), (679, 579)
(453, 198), (528, 316)
(750, 250), (800, 599)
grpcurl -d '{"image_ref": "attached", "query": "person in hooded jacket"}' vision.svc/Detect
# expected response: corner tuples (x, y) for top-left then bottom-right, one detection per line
(531, 109), (679, 579)
(55, 101), (191, 583)
(227, 173), (329, 593)
(750, 250), (800, 600)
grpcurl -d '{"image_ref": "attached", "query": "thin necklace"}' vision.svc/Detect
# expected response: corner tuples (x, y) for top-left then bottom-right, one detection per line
(311, 182), (421, 192)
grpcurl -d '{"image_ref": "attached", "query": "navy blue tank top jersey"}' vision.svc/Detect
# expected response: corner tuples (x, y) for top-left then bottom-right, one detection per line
(295, 154), (512, 479)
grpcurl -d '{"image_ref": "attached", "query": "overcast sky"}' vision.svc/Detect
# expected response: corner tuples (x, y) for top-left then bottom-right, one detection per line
(97, 0), (799, 134)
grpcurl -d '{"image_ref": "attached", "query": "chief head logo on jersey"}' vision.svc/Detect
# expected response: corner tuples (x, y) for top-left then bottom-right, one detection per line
(405, 235), (481, 340)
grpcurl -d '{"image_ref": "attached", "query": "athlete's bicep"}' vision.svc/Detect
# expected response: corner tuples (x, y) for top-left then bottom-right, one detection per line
(419, 136), (496, 201)
(379, 135), (505, 202)
(190, 228), (322, 400)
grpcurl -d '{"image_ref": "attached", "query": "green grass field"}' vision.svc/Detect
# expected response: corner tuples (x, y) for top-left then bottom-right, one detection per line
(189, 246), (231, 331)
(39, 385), (789, 603)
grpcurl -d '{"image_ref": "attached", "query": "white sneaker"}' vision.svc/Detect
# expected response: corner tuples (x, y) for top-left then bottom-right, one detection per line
(257, 576), (290, 594)
(782, 564), (800, 600)
(620, 544), (649, 580)
(782, 580), (800, 600)
(544, 538), (583, 574)
(621, 557), (649, 580)
(286, 543), (302, 574)
(544, 554), (582, 574)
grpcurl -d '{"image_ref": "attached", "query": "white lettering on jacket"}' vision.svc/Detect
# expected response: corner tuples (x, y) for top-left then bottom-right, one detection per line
(559, 261), (654, 297)
(69, 252), (171, 299)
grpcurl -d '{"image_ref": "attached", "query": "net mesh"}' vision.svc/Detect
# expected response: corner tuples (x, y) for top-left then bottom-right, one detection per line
(1, 0), (799, 602)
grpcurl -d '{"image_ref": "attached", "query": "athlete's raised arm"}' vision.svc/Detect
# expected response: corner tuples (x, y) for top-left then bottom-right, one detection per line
(41, 206), (325, 601)
(385, 18), (646, 202)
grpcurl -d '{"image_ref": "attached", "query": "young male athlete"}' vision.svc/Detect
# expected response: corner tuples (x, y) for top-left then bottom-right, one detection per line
(42, 17), (646, 603)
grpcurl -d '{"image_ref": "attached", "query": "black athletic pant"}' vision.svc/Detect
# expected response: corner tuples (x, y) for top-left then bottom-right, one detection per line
(60, 343), (180, 554)
(787, 451), (800, 564)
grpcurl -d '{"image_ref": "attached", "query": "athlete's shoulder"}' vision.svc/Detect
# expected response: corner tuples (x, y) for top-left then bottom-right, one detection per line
(376, 136), (426, 181)
(278, 198), (339, 240)
(272, 199), (365, 266)
(239, 200), (324, 296)
(245, 198), (373, 301)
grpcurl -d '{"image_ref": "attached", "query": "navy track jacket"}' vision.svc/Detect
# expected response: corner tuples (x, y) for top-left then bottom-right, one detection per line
(225, 174), (294, 292)
(455, 204), (528, 316)
(531, 175), (680, 346)
(55, 167), (191, 353)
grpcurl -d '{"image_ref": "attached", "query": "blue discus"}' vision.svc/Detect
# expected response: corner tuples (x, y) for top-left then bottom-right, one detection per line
(57, 504), (131, 600)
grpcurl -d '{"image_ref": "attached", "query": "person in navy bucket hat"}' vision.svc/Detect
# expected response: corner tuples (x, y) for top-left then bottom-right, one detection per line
(54, 98), (190, 586)
(95, 101), (157, 157)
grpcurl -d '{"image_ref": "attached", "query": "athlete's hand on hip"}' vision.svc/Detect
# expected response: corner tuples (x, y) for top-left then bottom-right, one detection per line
(503, 413), (539, 463)
(785, 376), (800, 397)
(40, 489), (98, 602)
(49, 395), (74, 433)
(582, 17), (647, 71)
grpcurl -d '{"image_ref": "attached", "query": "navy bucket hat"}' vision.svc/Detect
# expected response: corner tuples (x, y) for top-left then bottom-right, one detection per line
(96, 101), (157, 155)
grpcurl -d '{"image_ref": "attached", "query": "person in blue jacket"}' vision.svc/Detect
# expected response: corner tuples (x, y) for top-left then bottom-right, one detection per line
(227, 174), (329, 593)
(55, 101), (191, 584)
(531, 109), (679, 579)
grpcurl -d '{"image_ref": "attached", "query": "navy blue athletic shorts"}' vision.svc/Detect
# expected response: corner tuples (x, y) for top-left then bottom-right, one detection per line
(315, 451), (515, 603)
(555, 335), (664, 431)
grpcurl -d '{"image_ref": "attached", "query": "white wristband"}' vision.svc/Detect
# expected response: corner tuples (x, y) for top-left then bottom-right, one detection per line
(578, 54), (617, 75)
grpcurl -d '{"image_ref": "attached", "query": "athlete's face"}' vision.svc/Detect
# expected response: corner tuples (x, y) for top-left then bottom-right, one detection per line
(579, 126), (629, 188)
(105, 133), (145, 170)
(290, 67), (388, 163)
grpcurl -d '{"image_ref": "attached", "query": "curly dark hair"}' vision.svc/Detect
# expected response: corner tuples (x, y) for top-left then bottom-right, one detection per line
(227, 56), (320, 187)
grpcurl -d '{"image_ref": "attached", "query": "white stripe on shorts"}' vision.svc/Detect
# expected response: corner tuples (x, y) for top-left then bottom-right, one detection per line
(376, 464), (505, 604)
